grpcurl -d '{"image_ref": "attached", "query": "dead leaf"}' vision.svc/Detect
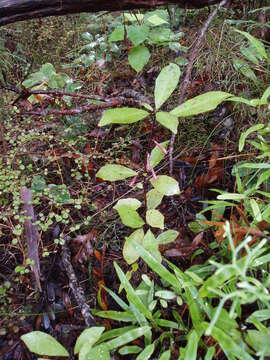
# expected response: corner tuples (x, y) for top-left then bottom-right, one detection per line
(72, 229), (97, 264)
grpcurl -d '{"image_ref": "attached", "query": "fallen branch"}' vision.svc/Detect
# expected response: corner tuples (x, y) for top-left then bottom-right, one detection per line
(169, 0), (228, 175)
(61, 237), (96, 327)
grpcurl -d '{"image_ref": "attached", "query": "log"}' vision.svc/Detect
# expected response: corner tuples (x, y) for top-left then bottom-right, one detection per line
(0, 0), (225, 26)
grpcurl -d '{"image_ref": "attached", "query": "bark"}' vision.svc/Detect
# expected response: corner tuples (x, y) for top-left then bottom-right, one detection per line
(1, 0), (225, 26)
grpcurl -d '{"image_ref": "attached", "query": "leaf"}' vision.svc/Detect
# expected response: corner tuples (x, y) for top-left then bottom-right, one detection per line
(235, 29), (267, 59)
(146, 189), (164, 210)
(147, 14), (168, 26)
(31, 176), (46, 193)
(99, 108), (149, 126)
(21, 331), (69, 357)
(157, 230), (179, 245)
(48, 184), (71, 204)
(95, 310), (136, 322)
(114, 200), (144, 229)
(114, 263), (153, 320)
(85, 345), (110, 360)
(159, 350), (171, 360)
(205, 347), (215, 360)
(143, 230), (162, 263)
(155, 290), (176, 300)
(105, 327), (151, 351)
(238, 124), (264, 152)
(171, 91), (232, 118)
(233, 57), (258, 83)
(96, 164), (137, 182)
(109, 26), (124, 42)
(146, 209), (164, 229)
(250, 199), (262, 222)
(150, 140), (169, 168)
(127, 25), (149, 46)
(119, 346), (142, 355)
(246, 330), (270, 356)
(136, 343), (155, 360)
(123, 228), (144, 265)
(155, 63), (181, 110)
(150, 175), (180, 196)
(184, 330), (199, 360)
(74, 327), (105, 355)
(128, 45), (150, 72)
(217, 193), (246, 201)
(156, 112), (178, 134)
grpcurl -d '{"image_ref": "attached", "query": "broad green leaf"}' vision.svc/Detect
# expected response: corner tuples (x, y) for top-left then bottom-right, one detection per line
(149, 28), (173, 44)
(123, 228), (144, 264)
(114, 201), (144, 229)
(124, 13), (144, 22)
(40, 63), (56, 77)
(233, 57), (258, 83)
(241, 45), (260, 65)
(127, 25), (149, 46)
(246, 330), (270, 356)
(21, 331), (69, 357)
(205, 347), (215, 360)
(114, 263), (152, 320)
(97, 326), (136, 344)
(159, 350), (171, 360)
(239, 124), (264, 152)
(48, 184), (71, 204)
(157, 230), (179, 245)
(147, 14), (168, 26)
(146, 209), (164, 229)
(146, 189), (164, 210)
(150, 140), (169, 168)
(85, 345), (110, 360)
(184, 330), (199, 360)
(31, 175), (46, 193)
(105, 326), (151, 350)
(74, 327), (105, 354)
(171, 91), (232, 118)
(235, 29), (267, 59)
(128, 45), (150, 72)
(143, 229), (162, 263)
(156, 111), (178, 134)
(136, 343), (155, 360)
(119, 346), (142, 355)
(99, 107), (149, 126)
(261, 85), (270, 103)
(150, 175), (180, 196)
(114, 198), (141, 211)
(96, 164), (137, 182)
(109, 26), (124, 42)
(155, 63), (181, 110)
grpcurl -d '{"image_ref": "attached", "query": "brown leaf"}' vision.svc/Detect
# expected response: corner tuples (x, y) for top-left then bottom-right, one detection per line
(20, 187), (41, 292)
(72, 229), (97, 264)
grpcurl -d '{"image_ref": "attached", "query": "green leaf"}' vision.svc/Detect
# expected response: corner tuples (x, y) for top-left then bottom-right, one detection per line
(157, 230), (179, 245)
(155, 290), (176, 300)
(146, 209), (164, 229)
(74, 327), (105, 355)
(21, 331), (69, 357)
(261, 85), (270, 103)
(128, 45), (150, 72)
(99, 108), (149, 126)
(109, 26), (125, 42)
(124, 13), (144, 22)
(147, 14), (168, 26)
(156, 112), (179, 134)
(119, 346), (142, 355)
(247, 310), (270, 323)
(96, 164), (137, 182)
(85, 345), (110, 360)
(250, 199), (262, 222)
(171, 91), (232, 118)
(184, 330), (199, 360)
(149, 140), (169, 168)
(127, 25), (149, 46)
(40, 63), (56, 77)
(105, 326), (151, 350)
(216, 193), (246, 201)
(114, 263), (153, 320)
(205, 347), (215, 360)
(97, 326), (136, 344)
(95, 310), (136, 322)
(143, 230), (162, 263)
(123, 228), (144, 264)
(235, 29), (267, 59)
(114, 200), (144, 229)
(155, 63), (181, 110)
(146, 189), (164, 210)
(31, 175), (46, 193)
(246, 330), (270, 356)
(150, 175), (180, 196)
(48, 184), (71, 204)
(233, 57), (258, 83)
(136, 343), (155, 360)
(239, 124), (264, 152)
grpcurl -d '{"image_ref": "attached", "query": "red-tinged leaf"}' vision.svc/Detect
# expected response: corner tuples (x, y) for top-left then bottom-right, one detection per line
(94, 249), (102, 263)
(72, 230), (96, 265)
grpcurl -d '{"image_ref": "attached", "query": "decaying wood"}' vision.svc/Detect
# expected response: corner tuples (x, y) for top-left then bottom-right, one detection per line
(20, 186), (42, 292)
(61, 237), (96, 327)
(1, 0), (227, 26)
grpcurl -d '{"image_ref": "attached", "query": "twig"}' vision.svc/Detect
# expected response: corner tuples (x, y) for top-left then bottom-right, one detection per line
(61, 237), (96, 327)
(169, 0), (228, 175)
